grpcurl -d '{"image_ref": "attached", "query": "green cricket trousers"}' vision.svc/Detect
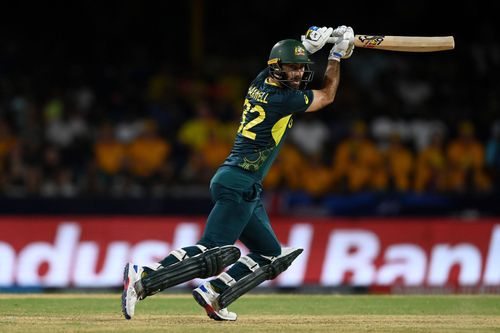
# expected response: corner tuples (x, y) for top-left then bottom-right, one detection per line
(198, 165), (281, 257)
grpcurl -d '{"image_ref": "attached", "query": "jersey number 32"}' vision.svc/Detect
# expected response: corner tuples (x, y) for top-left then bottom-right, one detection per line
(237, 99), (266, 140)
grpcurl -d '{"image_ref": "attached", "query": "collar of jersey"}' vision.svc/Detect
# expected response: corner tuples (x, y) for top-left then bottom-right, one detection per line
(265, 77), (281, 87)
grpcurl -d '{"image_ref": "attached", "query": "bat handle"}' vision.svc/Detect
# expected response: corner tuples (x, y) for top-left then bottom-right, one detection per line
(326, 36), (341, 44)
(300, 35), (342, 44)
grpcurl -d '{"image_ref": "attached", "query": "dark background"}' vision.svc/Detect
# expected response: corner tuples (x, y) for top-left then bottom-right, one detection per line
(0, 1), (498, 215)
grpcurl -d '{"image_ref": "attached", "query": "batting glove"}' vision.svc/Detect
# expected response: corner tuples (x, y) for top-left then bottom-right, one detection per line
(332, 25), (348, 38)
(328, 26), (355, 61)
(301, 26), (334, 54)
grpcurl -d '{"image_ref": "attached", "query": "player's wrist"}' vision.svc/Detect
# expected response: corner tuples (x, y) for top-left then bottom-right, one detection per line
(328, 53), (342, 62)
(328, 48), (342, 61)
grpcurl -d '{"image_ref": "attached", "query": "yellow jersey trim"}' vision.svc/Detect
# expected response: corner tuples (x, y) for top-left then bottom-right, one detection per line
(265, 77), (281, 87)
(271, 115), (292, 146)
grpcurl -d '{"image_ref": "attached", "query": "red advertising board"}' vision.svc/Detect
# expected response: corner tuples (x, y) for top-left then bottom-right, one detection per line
(0, 216), (499, 292)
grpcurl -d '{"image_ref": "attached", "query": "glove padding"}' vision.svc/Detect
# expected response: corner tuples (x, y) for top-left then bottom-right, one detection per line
(332, 25), (348, 38)
(328, 26), (355, 61)
(301, 26), (334, 54)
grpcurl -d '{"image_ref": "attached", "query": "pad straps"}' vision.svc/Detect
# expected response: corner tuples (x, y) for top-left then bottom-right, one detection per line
(216, 248), (303, 309)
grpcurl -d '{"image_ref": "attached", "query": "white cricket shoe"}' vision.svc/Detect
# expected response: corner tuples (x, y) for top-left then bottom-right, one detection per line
(121, 263), (143, 320)
(192, 281), (237, 321)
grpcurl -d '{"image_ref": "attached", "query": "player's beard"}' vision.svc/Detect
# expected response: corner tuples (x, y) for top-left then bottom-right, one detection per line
(288, 76), (302, 90)
(289, 79), (301, 89)
(285, 73), (302, 90)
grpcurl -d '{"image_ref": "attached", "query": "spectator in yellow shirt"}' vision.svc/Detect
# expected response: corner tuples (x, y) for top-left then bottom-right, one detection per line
(300, 153), (333, 197)
(264, 144), (306, 191)
(447, 121), (490, 192)
(94, 123), (126, 175)
(331, 121), (384, 192)
(178, 102), (222, 151)
(126, 120), (171, 179)
(198, 128), (233, 174)
(183, 123), (235, 184)
(383, 133), (414, 191)
(414, 132), (447, 192)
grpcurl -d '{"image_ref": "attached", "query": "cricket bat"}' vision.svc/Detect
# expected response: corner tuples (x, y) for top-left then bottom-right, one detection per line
(326, 35), (455, 52)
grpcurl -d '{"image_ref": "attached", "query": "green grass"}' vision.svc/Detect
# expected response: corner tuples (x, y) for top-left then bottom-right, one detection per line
(1, 294), (499, 332)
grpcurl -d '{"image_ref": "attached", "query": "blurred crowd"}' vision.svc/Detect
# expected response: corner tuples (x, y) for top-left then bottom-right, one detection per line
(269, 119), (498, 197)
(1, 35), (499, 199)
(0, 78), (499, 199)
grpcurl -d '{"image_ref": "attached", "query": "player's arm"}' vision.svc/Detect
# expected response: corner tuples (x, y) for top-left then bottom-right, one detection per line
(306, 26), (354, 113)
(306, 60), (340, 112)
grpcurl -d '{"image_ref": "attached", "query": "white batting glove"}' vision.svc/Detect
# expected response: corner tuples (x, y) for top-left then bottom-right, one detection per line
(343, 26), (355, 59)
(332, 25), (348, 38)
(328, 26), (355, 61)
(301, 26), (334, 54)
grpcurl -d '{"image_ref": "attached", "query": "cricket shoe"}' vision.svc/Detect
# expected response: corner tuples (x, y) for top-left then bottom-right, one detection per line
(121, 262), (162, 319)
(121, 263), (144, 320)
(192, 281), (237, 321)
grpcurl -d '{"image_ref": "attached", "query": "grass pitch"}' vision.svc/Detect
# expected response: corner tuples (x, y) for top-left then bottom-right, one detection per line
(0, 294), (499, 332)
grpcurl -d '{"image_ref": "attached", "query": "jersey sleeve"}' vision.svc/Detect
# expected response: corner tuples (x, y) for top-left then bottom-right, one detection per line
(275, 89), (314, 115)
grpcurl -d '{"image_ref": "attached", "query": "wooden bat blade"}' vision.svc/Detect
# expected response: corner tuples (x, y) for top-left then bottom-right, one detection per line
(325, 35), (455, 52)
(354, 35), (455, 52)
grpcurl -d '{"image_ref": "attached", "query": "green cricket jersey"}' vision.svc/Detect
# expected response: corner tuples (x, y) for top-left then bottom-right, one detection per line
(223, 69), (314, 180)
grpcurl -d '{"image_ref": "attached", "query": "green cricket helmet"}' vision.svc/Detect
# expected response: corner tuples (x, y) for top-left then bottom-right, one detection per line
(267, 39), (314, 90)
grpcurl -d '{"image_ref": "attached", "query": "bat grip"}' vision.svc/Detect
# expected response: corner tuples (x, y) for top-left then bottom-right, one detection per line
(300, 35), (342, 44)
(326, 36), (341, 44)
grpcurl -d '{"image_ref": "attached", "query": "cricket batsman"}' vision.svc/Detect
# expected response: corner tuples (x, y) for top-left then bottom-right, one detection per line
(122, 25), (355, 321)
